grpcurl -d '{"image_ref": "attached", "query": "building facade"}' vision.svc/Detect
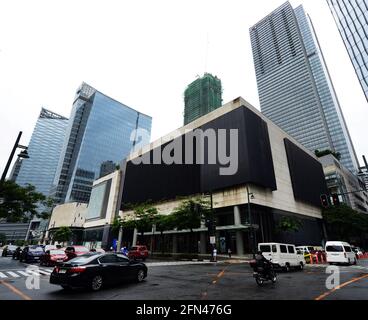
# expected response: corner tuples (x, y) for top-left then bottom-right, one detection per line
(51, 82), (152, 204)
(250, 1), (359, 173)
(327, 0), (368, 102)
(319, 154), (368, 213)
(14, 108), (68, 197)
(184, 73), (222, 125)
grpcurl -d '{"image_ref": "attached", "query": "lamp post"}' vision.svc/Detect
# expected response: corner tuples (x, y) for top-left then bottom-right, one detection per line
(246, 184), (256, 258)
(1, 131), (29, 183)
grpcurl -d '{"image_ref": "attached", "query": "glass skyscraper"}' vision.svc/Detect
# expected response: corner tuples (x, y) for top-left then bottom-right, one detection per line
(250, 1), (359, 173)
(184, 73), (222, 125)
(14, 108), (69, 196)
(52, 82), (152, 204)
(327, 0), (368, 103)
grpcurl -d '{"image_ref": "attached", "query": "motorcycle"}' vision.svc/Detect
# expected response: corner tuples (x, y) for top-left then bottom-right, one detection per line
(250, 258), (277, 286)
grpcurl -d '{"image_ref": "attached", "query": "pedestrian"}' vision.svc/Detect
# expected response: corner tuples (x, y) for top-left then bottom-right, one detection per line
(213, 247), (217, 262)
(228, 248), (232, 259)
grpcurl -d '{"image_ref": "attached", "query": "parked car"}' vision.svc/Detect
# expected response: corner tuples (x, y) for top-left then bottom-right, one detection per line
(325, 241), (357, 265)
(44, 245), (57, 252)
(19, 245), (45, 263)
(1, 245), (18, 257)
(128, 245), (149, 261)
(40, 249), (68, 266)
(64, 246), (90, 261)
(258, 243), (304, 271)
(50, 253), (147, 291)
(12, 246), (24, 260)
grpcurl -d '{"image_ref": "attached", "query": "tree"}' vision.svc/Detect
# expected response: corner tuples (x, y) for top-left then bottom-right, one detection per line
(0, 233), (6, 245)
(171, 197), (212, 253)
(315, 149), (341, 161)
(52, 227), (72, 244)
(155, 214), (175, 254)
(276, 216), (303, 233)
(0, 181), (53, 222)
(323, 204), (368, 243)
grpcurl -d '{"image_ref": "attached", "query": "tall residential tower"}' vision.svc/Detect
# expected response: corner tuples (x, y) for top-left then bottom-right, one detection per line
(327, 0), (368, 103)
(184, 73), (222, 125)
(51, 82), (152, 204)
(250, 1), (359, 172)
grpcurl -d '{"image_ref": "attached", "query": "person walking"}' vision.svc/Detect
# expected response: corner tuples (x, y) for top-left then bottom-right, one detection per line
(228, 248), (232, 259)
(213, 247), (217, 262)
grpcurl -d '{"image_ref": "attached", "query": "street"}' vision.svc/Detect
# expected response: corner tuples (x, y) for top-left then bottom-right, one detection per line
(0, 254), (368, 300)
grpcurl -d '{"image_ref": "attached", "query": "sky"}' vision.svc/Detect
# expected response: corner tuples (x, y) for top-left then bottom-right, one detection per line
(1, 0), (367, 177)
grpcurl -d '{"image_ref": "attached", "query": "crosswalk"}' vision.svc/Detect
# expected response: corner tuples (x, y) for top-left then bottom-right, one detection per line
(306, 264), (368, 271)
(0, 268), (53, 279)
(146, 260), (214, 267)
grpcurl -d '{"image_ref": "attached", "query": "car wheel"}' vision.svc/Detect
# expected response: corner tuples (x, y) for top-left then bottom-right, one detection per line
(136, 269), (145, 283)
(347, 258), (351, 266)
(91, 275), (103, 291)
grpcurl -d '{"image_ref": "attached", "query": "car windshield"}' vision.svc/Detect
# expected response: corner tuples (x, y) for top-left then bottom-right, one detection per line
(50, 250), (65, 255)
(8, 245), (17, 250)
(29, 246), (43, 252)
(75, 247), (89, 252)
(326, 245), (344, 252)
(259, 245), (271, 253)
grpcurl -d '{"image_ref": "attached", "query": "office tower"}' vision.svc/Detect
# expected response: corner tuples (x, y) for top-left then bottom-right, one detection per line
(250, 1), (359, 172)
(184, 73), (222, 125)
(327, 0), (368, 102)
(52, 82), (152, 204)
(9, 158), (23, 182)
(99, 160), (116, 178)
(13, 108), (68, 196)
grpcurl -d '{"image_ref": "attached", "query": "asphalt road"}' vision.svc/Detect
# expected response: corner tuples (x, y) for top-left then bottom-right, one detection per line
(0, 254), (368, 300)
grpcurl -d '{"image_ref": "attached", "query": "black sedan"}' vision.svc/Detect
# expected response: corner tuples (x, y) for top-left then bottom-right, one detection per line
(1, 245), (18, 257)
(50, 253), (147, 291)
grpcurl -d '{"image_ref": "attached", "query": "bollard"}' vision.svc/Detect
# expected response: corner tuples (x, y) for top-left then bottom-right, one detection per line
(315, 254), (319, 264)
(309, 254), (313, 265)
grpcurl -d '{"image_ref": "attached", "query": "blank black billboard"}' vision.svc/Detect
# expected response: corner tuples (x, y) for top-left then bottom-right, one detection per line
(284, 138), (328, 207)
(121, 106), (277, 206)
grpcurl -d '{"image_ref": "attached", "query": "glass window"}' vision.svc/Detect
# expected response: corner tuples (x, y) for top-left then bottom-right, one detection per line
(280, 245), (287, 253)
(326, 246), (344, 252)
(344, 246), (352, 252)
(259, 245), (271, 252)
(116, 255), (129, 263)
(99, 254), (118, 263)
(288, 246), (295, 254)
(272, 245), (277, 253)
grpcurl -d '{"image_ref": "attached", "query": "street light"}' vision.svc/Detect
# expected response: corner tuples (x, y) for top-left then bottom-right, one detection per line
(246, 184), (256, 258)
(1, 131), (29, 183)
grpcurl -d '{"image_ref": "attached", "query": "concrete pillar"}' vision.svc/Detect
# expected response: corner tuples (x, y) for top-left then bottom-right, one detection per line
(200, 232), (207, 254)
(132, 228), (138, 246)
(234, 205), (241, 226)
(236, 231), (244, 256)
(117, 226), (123, 251)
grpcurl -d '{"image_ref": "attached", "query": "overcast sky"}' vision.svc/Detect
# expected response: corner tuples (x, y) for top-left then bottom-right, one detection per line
(1, 0), (367, 177)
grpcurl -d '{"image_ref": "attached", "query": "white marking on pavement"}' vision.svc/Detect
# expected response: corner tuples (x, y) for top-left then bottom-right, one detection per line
(17, 271), (30, 277)
(0, 272), (8, 278)
(38, 270), (51, 275)
(6, 272), (20, 278)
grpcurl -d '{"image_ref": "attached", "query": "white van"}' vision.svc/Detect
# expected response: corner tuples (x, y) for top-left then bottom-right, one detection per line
(258, 243), (305, 271)
(325, 241), (357, 265)
(296, 246), (315, 254)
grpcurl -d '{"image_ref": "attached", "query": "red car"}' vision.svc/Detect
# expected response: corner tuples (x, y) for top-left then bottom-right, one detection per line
(64, 246), (89, 261)
(128, 245), (149, 261)
(40, 249), (68, 266)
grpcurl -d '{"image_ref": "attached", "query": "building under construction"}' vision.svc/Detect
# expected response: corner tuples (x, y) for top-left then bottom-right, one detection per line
(184, 73), (222, 125)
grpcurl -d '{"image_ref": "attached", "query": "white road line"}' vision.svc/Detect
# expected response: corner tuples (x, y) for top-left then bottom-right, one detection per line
(6, 271), (20, 278)
(26, 270), (40, 276)
(38, 270), (51, 275)
(17, 271), (30, 277)
(0, 272), (8, 278)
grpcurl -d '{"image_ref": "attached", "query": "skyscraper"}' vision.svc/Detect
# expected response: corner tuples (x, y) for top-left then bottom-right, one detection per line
(250, 1), (359, 173)
(52, 82), (152, 204)
(14, 108), (68, 196)
(184, 73), (222, 125)
(327, 0), (368, 103)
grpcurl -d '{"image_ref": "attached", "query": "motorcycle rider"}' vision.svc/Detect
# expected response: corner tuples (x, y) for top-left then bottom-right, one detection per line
(255, 250), (272, 275)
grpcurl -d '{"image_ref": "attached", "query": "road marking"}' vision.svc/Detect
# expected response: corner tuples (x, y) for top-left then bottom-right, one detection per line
(315, 274), (368, 300)
(0, 280), (32, 300)
(6, 272), (20, 278)
(17, 271), (30, 277)
(0, 272), (8, 278)
(26, 270), (40, 276)
(38, 270), (51, 275)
